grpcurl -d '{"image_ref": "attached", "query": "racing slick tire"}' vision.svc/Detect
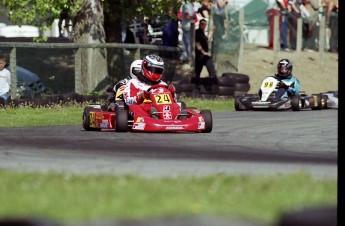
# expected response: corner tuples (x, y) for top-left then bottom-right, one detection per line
(179, 101), (187, 110)
(291, 95), (302, 111)
(115, 109), (129, 132)
(234, 96), (244, 111)
(311, 94), (323, 110)
(321, 94), (328, 109)
(82, 107), (101, 131)
(200, 110), (213, 133)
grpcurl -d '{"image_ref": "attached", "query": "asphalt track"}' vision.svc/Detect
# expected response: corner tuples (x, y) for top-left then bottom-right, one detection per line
(0, 110), (338, 179)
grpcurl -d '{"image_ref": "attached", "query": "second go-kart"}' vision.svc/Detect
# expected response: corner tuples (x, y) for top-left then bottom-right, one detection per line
(82, 84), (213, 133)
(234, 76), (326, 111)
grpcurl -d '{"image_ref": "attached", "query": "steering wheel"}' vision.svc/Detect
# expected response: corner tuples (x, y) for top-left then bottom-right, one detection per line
(147, 84), (168, 92)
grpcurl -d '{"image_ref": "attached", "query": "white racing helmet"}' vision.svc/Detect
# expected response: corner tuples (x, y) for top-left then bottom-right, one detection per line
(130, 59), (143, 79)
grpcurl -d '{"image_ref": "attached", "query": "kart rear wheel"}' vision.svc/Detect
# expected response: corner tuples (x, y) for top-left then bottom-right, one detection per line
(115, 109), (128, 132)
(200, 110), (213, 133)
(311, 94), (323, 110)
(82, 107), (101, 131)
(291, 95), (301, 111)
(321, 94), (328, 109)
(234, 96), (243, 111)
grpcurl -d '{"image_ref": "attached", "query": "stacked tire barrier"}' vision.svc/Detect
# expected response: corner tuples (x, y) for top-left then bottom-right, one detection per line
(175, 72), (251, 99)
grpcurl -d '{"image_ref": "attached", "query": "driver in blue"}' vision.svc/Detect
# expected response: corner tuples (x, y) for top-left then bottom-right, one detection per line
(260, 58), (300, 100)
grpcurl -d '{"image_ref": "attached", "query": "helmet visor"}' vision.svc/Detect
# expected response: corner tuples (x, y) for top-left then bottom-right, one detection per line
(143, 61), (163, 74)
(131, 67), (141, 76)
(279, 66), (288, 73)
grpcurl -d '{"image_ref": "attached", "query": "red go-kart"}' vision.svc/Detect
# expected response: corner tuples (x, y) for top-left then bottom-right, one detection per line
(82, 84), (213, 133)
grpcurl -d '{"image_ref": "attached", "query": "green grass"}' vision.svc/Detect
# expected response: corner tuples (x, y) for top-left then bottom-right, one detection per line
(0, 98), (337, 225)
(0, 169), (337, 224)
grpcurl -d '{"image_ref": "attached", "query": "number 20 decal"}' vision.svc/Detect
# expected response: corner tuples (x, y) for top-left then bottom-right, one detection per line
(154, 94), (172, 104)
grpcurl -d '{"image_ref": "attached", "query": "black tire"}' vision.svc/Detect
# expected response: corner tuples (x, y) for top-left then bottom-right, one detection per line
(179, 101), (187, 110)
(291, 95), (302, 111)
(199, 84), (219, 94)
(218, 75), (236, 86)
(82, 107), (101, 131)
(311, 94), (323, 110)
(115, 109), (129, 132)
(221, 73), (250, 84)
(179, 83), (195, 92)
(321, 94), (328, 109)
(234, 96), (244, 111)
(200, 110), (213, 133)
(218, 86), (236, 96)
(235, 83), (251, 92)
(234, 91), (248, 97)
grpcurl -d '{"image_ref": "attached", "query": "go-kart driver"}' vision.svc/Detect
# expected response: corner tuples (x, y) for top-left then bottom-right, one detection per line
(105, 59), (142, 111)
(113, 59), (143, 94)
(260, 58), (300, 100)
(123, 54), (179, 118)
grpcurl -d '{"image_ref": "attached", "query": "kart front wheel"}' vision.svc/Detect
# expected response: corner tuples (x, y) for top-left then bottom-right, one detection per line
(115, 109), (128, 132)
(200, 110), (213, 133)
(291, 95), (301, 111)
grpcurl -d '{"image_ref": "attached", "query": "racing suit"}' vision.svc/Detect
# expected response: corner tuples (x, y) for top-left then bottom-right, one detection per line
(273, 74), (300, 99)
(123, 77), (179, 118)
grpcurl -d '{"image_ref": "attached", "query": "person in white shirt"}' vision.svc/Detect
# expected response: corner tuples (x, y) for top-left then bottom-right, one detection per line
(0, 55), (11, 105)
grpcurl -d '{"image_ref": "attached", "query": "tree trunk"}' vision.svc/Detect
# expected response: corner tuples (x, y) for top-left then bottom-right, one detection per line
(73, 0), (109, 93)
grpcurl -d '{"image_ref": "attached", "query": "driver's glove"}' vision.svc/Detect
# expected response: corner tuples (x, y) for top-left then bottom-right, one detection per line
(276, 81), (288, 89)
(136, 90), (150, 103)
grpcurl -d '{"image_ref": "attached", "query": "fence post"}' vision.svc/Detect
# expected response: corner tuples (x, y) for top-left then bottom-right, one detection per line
(238, 7), (244, 72)
(74, 48), (82, 94)
(296, 18), (303, 57)
(318, 15), (326, 61)
(9, 47), (17, 99)
(273, 15), (280, 57)
(190, 22), (195, 70)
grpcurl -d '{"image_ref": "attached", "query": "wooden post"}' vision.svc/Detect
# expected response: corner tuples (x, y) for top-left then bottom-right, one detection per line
(9, 47), (17, 99)
(190, 22), (195, 69)
(273, 15), (280, 58)
(74, 48), (82, 94)
(318, 15), (326, 61)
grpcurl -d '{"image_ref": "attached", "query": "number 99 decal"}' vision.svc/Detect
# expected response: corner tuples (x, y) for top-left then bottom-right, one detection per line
(263, 82), (274, 88)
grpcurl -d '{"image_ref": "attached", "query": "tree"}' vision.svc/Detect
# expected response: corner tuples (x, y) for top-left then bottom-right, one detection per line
(1, 0), (181, 93)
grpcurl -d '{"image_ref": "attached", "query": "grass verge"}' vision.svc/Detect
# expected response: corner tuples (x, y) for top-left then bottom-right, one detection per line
(0, 169), (337, 225)
(0, 98), (234, 128)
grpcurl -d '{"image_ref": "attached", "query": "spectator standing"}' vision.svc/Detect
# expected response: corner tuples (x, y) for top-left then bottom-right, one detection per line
(287, 0), (301, 50)
(327, 0), (338, 52)
(198, 0), (212, 19)
(180, 0), (197, 62)
(162, 6), (179, 48)
(0, 55), (11, 106)
(299, 0), (320, 51)
(194, 19), (217, 87)
(276, 0), (290, 51)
